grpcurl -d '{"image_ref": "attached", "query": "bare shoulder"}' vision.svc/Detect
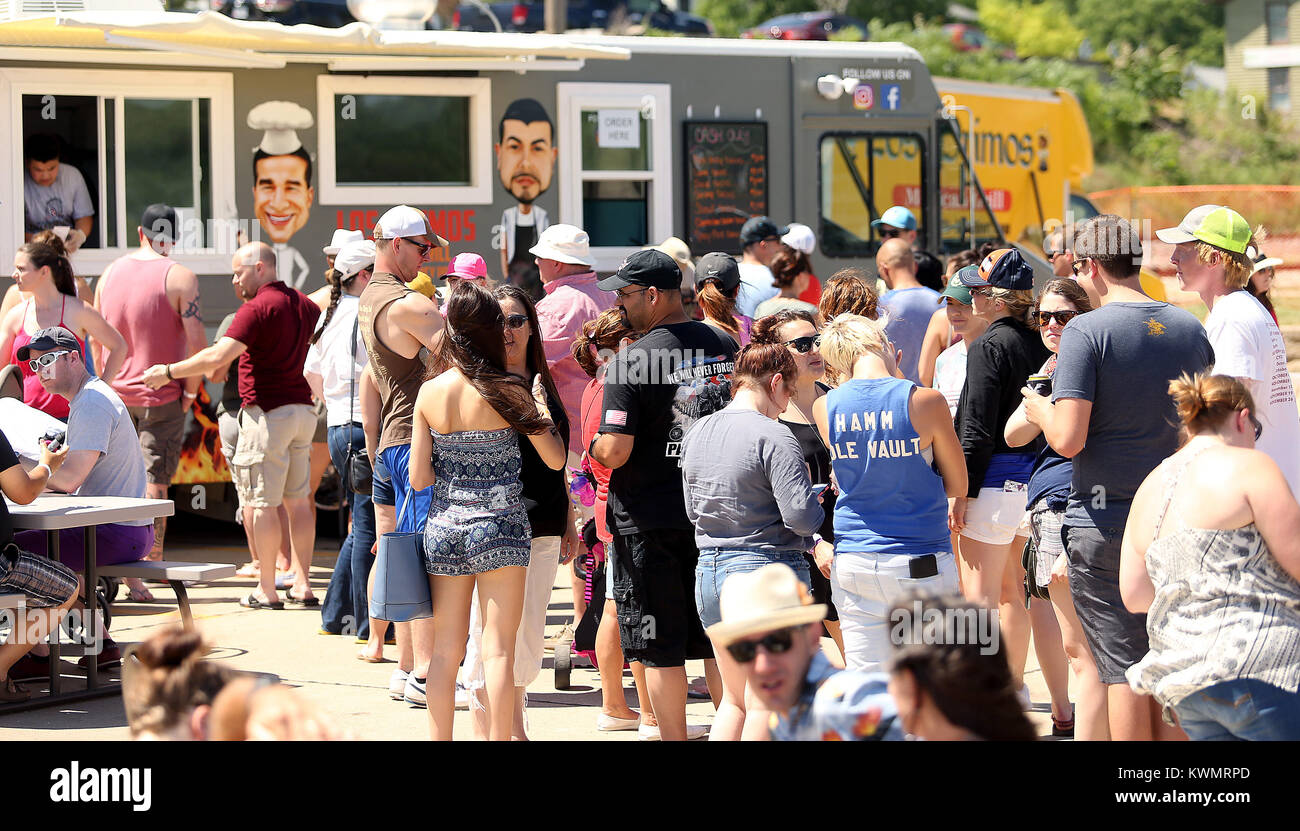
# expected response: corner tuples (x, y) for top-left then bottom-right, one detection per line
(166, 261), (199, 290)
(910, 385), (947, 419)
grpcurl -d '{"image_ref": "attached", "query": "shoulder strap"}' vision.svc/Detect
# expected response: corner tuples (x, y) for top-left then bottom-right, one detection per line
(348, 315), (359, 454)
(59, 293), (67, 325)
(1152, 445), (1213, 541)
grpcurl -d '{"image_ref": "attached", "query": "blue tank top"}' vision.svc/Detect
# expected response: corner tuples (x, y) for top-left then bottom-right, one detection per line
(827, 377), (951, 556)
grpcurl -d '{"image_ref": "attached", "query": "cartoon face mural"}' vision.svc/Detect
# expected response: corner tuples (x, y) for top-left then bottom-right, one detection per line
(247, 100), (315, 289)
(495, 97), (557, 302)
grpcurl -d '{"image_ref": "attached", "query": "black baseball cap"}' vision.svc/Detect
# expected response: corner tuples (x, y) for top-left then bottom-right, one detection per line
(959, 248), (1035, 292)
(739, 216), (788, 247)
(694, 252), (741, 293)
(16, 326), (80, 362)
(141, 203), (179, 244)
(597, 249), (682, 292)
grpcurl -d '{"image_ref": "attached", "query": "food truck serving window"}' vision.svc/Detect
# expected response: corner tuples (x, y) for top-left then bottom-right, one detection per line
(818, 132), (925, 258)
(317, 76), (492, 205)
(557, 83), (672, 273)
(1, 69), (236, 274)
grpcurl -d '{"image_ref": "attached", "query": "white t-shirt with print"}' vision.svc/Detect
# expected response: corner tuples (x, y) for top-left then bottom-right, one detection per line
(1205, 290), (1300, 494)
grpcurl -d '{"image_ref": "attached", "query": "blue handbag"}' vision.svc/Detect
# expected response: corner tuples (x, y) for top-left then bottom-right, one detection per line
(369, 491), (433, 622)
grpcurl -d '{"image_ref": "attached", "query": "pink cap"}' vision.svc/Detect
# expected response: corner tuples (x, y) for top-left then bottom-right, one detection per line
(447, 252), (488, 280)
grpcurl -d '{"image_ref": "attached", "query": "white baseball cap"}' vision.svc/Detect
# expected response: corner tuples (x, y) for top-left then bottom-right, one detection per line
(529, 224), (595, 267)
(335, 239), (376, 280)
(373, 205), (449, 248)
(323, 228), (363, 257)
(781, 223), (816, 256)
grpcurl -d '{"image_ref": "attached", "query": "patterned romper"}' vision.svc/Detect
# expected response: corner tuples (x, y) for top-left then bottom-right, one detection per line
(423, 427), (532, 576)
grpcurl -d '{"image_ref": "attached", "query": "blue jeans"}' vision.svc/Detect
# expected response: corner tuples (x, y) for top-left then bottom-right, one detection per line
(321, 424), (377, 639)
(1173, 678), (1300, 741)
(695, 548), (810, 630)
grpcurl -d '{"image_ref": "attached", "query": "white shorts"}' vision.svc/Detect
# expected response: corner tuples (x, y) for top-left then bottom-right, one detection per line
(960, 485), (1031, 546)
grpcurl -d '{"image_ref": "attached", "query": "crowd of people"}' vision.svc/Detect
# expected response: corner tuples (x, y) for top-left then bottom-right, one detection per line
(3, 198), (1300, 744)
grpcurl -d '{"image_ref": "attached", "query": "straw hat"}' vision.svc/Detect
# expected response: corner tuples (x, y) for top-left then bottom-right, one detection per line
(705, 563), (826, 648)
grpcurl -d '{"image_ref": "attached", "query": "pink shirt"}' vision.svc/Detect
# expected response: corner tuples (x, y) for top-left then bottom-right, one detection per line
(99, 255), (185, 408)
(537, 271), (613, 449)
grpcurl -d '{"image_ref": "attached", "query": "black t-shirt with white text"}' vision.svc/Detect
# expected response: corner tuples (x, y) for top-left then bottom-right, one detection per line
(599, 321), (737, 534)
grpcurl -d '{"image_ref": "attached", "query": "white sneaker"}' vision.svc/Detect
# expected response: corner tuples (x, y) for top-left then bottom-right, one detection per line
(544, 623), (575, 652)
(455, 682), (469, 711)
(637, 723), (708, 741)
(404, 674), (427, 708)
(389, 668), (409, 701)
(596, 712), (641, 732)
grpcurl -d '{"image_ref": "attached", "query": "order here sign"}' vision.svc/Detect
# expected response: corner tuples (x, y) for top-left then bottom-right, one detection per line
(598, 109), (640, 148)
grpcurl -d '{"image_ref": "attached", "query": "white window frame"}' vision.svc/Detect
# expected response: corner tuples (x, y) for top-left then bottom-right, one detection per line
(557, 83), (672, 273)
(316, 76), (492, 206)
(0, 68), (236, 275)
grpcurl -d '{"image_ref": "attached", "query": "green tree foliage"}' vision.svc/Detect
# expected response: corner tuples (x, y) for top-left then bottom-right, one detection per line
(1075, 0), (1224, 67)
(976, 0), (1083, 58)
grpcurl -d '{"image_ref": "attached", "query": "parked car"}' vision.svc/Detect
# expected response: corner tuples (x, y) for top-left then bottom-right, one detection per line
(741, 11), (868, 41)
(455, 0), (713, 35)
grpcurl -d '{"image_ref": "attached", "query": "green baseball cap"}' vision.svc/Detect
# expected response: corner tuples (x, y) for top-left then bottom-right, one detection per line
(938, 269), (974, 305)
(1156, 205), (1251, 254)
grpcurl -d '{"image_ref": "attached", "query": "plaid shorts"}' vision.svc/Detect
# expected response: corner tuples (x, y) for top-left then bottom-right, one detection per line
(0, 543), (78, 609)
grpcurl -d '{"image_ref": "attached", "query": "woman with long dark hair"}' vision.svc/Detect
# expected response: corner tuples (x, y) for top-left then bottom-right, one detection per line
(753, 251), (819, 319)
(1, 236), (125, 418)
(410, 281), (566, 741)
(459, 284), (580, 740)
(888, 593), (1037, 741)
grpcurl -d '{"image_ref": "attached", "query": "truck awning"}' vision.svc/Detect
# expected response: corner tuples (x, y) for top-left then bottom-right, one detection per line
(0, 10), (630, 68)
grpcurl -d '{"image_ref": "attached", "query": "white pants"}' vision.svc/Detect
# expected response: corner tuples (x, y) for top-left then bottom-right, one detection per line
(460, 536), (561, 689)
(831, 550), (960, 673)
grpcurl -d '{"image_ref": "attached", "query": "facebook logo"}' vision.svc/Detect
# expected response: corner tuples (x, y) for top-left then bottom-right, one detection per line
(881, 84), (902, 110)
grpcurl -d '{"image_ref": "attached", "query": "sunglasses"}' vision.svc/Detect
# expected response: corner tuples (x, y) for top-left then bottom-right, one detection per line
(1071, 258), (1091, 277)
(969, 287), (994, 298)
(505, 313), (529, 330)
(1045, 248), (1065, 258)
(403, 238), (434, 257)
(28, 350), (70, 373)
(784, 335), (821, 354)
(880, 228), (903, 239)
(726, 627), (798, 663)
(1248, 411), (1264, 441)
(1037, 310), (1081, 327)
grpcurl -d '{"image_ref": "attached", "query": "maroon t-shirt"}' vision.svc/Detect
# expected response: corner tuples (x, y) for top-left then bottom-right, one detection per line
(224, 281), (320, 412)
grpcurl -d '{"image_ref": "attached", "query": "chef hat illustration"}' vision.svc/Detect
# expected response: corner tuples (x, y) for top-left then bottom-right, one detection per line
(248, 101), (314, 156)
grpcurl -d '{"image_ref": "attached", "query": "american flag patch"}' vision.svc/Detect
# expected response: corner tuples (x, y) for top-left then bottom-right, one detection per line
(605, 409), (628, 427)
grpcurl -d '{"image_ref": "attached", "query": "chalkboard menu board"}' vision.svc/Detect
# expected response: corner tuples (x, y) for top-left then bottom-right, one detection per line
(684, 121), (768, 255)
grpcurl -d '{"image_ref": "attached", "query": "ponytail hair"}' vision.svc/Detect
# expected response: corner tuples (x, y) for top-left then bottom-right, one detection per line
(888, 593), (1037, 742)
(1169, 371), (1255, 437)
(571, 308), (639, 379)
(697, 279), (741, 335)
(309, 267), (344, 346)
(20, 236), (77, 298)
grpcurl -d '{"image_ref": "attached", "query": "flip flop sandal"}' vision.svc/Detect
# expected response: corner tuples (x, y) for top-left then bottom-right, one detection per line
(127, 586), (155, 603)
(284, 593), (319, 607)
(240, 593), (284, 610)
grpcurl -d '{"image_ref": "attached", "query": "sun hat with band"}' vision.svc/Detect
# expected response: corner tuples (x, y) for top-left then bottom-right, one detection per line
(705, 563), (827, 648)
(334, 239), (375, 280)
(373, 205), (450, 248)
(958, 248), (1034, 291)
(529, 224), (595, 267)
(938, 269), (975, 305)
(1156, 205), (1251, 254)
(323, 228), (363, 257)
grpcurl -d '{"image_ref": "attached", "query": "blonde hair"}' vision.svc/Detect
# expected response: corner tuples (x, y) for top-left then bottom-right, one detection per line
(985, 287), (1037, 328)
(1194, 241), (1253, 290)
(1169, 372), (1255, 436)
(818, 313), (891, 385)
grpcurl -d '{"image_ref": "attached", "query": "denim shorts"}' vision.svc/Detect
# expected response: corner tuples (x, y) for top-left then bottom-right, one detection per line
(1173, 678), (1300, 741)
(695, 548), (811, 630)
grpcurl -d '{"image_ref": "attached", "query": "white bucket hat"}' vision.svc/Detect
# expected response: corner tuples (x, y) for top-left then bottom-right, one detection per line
(323, 228), (363, 257)
(705, 563), (826, 648)
(529, 224), (595, 267)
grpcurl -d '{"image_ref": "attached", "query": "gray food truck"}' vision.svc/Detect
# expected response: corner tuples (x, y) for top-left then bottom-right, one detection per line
(1, 6), (1012, 515)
